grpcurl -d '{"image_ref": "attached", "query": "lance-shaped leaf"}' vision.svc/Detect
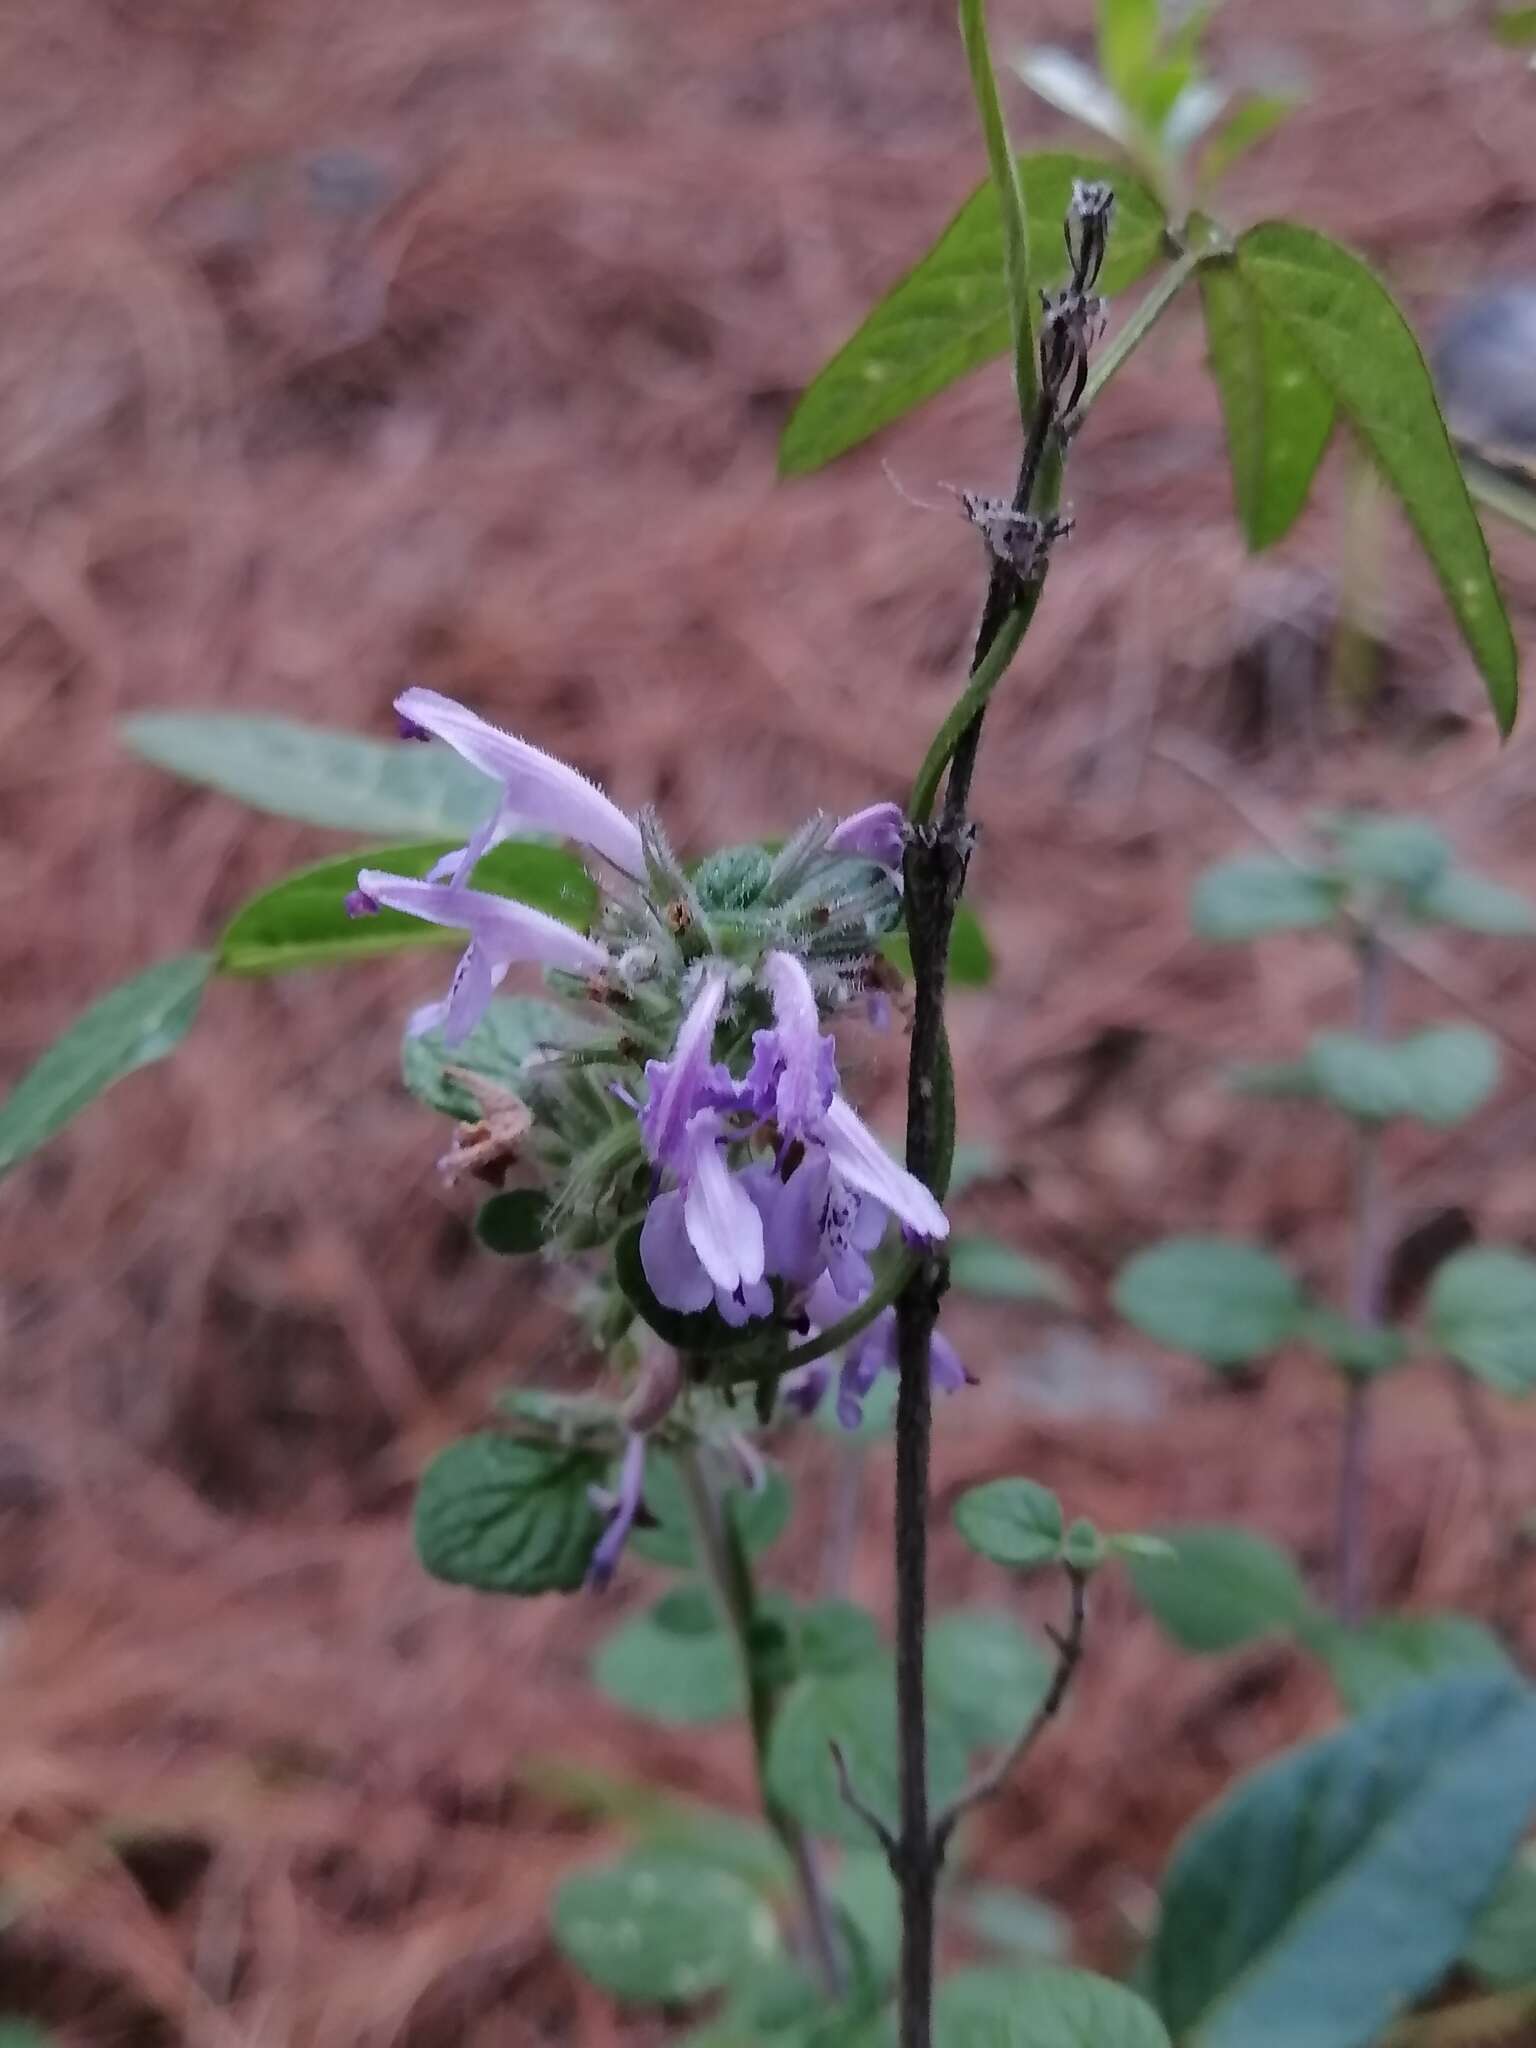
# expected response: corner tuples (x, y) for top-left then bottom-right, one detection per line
(217, 840), (597, 974)
(0, 953), (213, 1178)
(1199, 257), (1334, 549)
(961, 0), (1036, 421)
(1236, 224), (1518, 732)
(1146, 1673), (1536, 2048)
(122, 710), (496, 836)
(779, 154), (1165, 475)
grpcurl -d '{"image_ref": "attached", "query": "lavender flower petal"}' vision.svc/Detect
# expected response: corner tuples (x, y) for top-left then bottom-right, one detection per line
(395, 685), (645, 878)
(639, 1189), (714, 1313)
(828, 801), (905, 871)
(639, 971), (730, 1171)
(681, 1113), (766, 1295)
(587, 1433), (647, 1590)
(819, 1095), (948, 1243)
(750, 952), (838, 1139)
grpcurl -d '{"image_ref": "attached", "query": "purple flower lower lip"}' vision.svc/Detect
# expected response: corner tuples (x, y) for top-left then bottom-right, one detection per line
(587, 1433), (646, 1590)
(356, 867), (608, 1045)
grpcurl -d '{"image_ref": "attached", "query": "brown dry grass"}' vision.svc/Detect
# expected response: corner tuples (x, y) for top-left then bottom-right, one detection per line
(5, 0), (1536, 2040)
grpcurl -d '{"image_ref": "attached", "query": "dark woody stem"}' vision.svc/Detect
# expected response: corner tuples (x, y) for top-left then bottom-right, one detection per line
(886, 256), (1088, 2048)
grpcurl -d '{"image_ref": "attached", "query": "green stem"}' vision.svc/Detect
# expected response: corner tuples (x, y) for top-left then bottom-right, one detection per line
(676, 1445), (844, 1999)
(909, 604), (1035, 826)
(958, 0), (1035, 420)
(1078, 247), (1206, 418)
(782, 1252), (920, 1373)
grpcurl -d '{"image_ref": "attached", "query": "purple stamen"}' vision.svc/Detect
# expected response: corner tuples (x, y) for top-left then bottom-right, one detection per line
(344, 887), (381, 918)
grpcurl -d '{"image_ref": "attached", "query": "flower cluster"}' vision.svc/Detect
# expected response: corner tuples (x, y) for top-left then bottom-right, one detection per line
(351, 688), (965, 1570)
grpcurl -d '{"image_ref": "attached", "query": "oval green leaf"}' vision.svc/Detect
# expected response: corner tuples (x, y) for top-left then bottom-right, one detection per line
(927, 1609), (1051, 1750)
(592, 1604), (743, 1726)
(936, 1964), (1171, 2048)
(0, 952), (213, 1179)
(219, 839), (597, 975)
(954, 1478), (1065, 1572)
(1306, 1025), (1500, 1127)
(1147, 1673), (1536, 2048)
(122, 710), (497, 835)
(948, 1237), (1077, 1306)
(765, 1662), (969, 1847)
(1428, 1247), (1536, 1394)
(779, 153), (1165, 475)
(475, 1189), (551, 1256)
(1303, 1612), (1512, 1716)
(553, 1851), (778, 2005)
(1113, 1237), (1304, 1366)
(1416, 866), (1536, 936)
(1191, 854), (1340, 942)
(1237, 223), (1518, 733)
(1128, 1524), (1312, 1653)
(1199, 258), (1334, 550)
(413, 1434), (605, 1595)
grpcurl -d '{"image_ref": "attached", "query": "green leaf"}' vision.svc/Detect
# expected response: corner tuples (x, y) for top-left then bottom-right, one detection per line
(122, 710), (496, 836)
(552, 1851), (779, 2004)
(927, 1609), (1051, 1750)
(1097, 0), (1159, 104)
(0, 953), (213, 1178)
(1304, 1613), (1512, 1715)
(1014, 49), (1133, 144)
(1199, 259), (1335, 549)
(1416, 866), (1536, 936)
(1305, 1025), (1500, 1127)
(1127, 1524), (1312, 1652)
(794, 1599), (886, 1678)
(1465, 1849), (1536, 1988)
(1493, 6), (1536, 45)
(955, 1885), (1071, 1961)
(936, 1965), (1171, 2048)
(1237, 223), (1518, 732)
(1146, 1673), (1536, 2048)
(1297, 1307), (1406, 1380)
(413, 1434), (605, 1596)
(954, 1478), (1065, 1572)
(778, 153), (1164, 474)
(1062, 1518), (1106, 1574)
(1199, 94), (1296, 188)
(1428, 1247), (1536, 1395)
(218, 839), (597, 975)
(829, 1850), (901, 1992)
(948, 1237), (1076, 1306)
(592, 1602), (743, 1725)
(475, 1190), (551, 1256)
(765, 1662), (969, 1846)
(1325, 812), (1450, 893)
(628, 1453), (790, 1569)
(1190, 854), (1339, 941)
(960, 0), (1036, 421)
(1113, 1238), (1304, 1366)
(402, 995), (598, 1119)
(880, 903), (995, 987)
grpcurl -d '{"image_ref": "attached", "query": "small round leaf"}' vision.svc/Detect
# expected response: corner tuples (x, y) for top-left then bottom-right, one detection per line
(414, 1434), (605, 1595)
(1127, 1523), (1312, 1652)
(1114, 1238), (1303, 1365)
(1417, 867), (1536, 936)
(1191, 856), (1339, 942)
(553, 1851), (778, 2004)
(1429, 1248), (1536, 1394)
(475, 1189), (550, 1255)
(592, 1605), (743, 1725)
(954, 1478), (1064, 1572)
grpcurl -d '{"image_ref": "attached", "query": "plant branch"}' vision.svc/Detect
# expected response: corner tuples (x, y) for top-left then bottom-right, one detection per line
(830, 1741), (898, 1859)
(676, 1446), (844, 1998)
(1335, 931), (1389, 1626)
(1077, 247), (1206, 420)
(931, 1563), (1088, 1859)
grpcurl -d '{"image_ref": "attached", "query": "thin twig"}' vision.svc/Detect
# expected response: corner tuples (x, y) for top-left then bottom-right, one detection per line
(931, 1564), (1088, 1859)
(830, 1741), (897, 1860)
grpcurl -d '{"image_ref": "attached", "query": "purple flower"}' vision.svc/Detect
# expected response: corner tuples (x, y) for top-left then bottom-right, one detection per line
(745, 951), (837, 1141)
(835, 1307), (969, 1429)
(761, 1149), (886, 1304)
(748, 952), (948, 1249)
(639, 1113), (771, 1325)
(828, 801), (905, 872)
(355, 867), (608, 1044)
(779, 1358), (831, 1417)
(394, 686), (646, 883)
(588, 1433), (646, 1589)
(638, 971), (738, 1171)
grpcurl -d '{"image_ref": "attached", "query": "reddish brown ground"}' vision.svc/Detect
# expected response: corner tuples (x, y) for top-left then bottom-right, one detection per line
(5, 0), (1536, 2041)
